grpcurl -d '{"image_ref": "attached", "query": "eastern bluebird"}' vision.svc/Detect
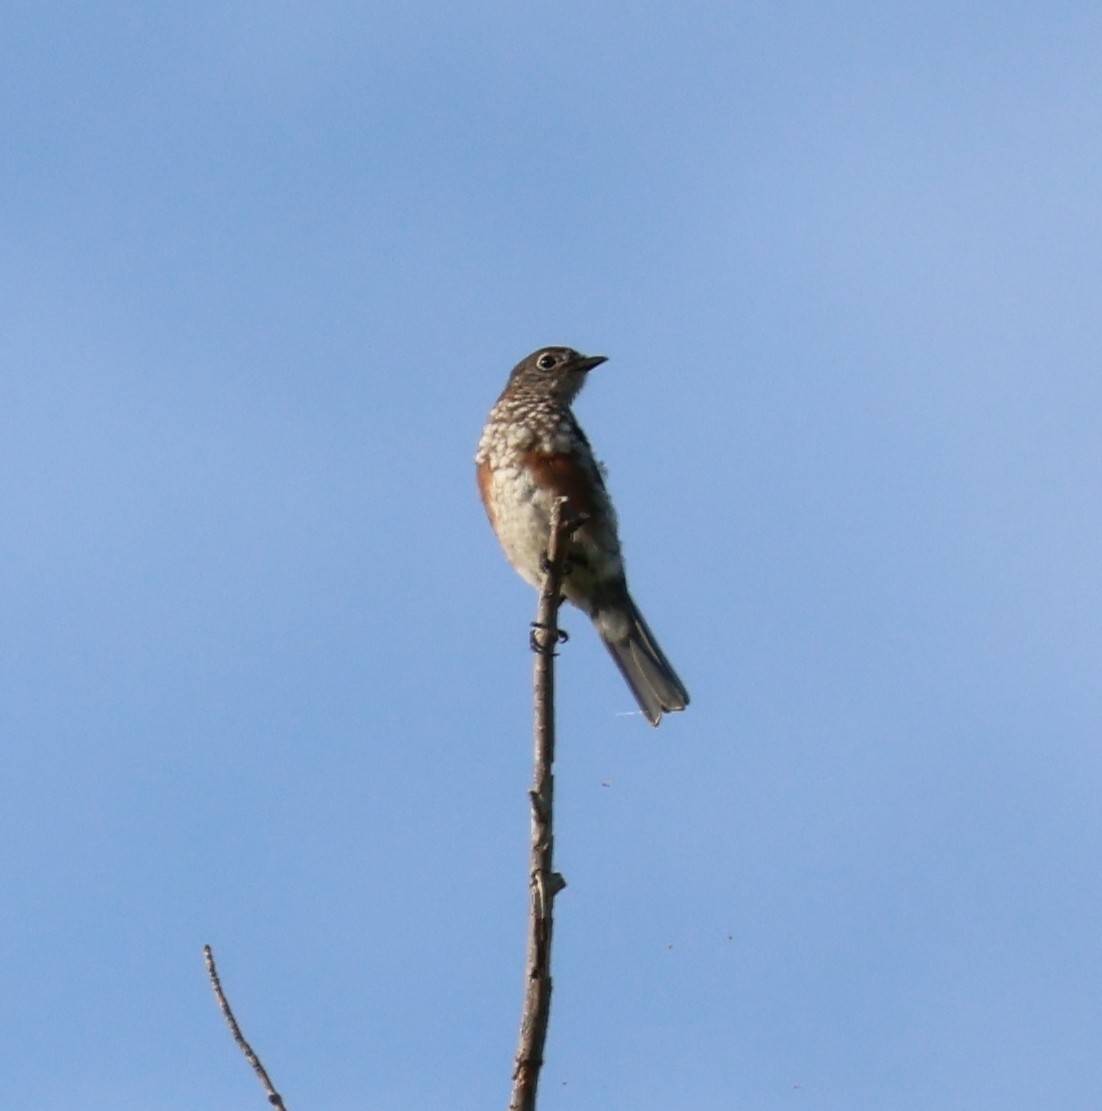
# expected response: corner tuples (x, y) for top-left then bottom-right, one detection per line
(476, 346), (689, 726)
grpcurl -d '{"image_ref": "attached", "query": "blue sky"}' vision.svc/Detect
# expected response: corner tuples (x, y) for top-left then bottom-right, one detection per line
(3, 3), (1101, 1108)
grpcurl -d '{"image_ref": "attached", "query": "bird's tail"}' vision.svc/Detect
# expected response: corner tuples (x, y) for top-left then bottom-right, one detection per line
(598, 594), (690, 727)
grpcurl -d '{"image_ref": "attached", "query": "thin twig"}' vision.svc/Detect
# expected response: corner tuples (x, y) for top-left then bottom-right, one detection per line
(204, 944), (289, 1110)
(509, 496), (571, 1111)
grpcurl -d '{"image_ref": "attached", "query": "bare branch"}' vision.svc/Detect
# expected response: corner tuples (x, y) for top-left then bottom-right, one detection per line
(204, 945), (289, 1110)
(510, 496), (572, 1111)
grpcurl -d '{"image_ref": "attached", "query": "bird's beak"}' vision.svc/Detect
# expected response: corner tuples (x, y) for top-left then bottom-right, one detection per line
(576, 354), (608, 373)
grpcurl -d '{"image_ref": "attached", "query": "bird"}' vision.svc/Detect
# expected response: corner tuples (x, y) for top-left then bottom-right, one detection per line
(476, 346), (689, 726)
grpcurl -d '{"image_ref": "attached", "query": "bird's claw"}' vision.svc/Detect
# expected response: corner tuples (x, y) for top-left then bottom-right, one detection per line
(529, 621), (569, 655)
(564, 508), (589, 535)
(538, 510), (589, 576)
(540, 552), (580, 577)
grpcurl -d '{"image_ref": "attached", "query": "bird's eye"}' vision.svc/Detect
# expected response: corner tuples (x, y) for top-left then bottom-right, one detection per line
(536, 352), (557, 370)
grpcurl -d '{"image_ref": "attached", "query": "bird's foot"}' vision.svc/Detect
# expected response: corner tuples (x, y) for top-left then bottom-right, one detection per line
(562, 507), (590, 535)
(540, 552), (579, 577)
(529, 621), (569, 655)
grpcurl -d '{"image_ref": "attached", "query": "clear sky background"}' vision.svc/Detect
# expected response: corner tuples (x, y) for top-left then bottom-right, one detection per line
(3, 3), (1100, 1109)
